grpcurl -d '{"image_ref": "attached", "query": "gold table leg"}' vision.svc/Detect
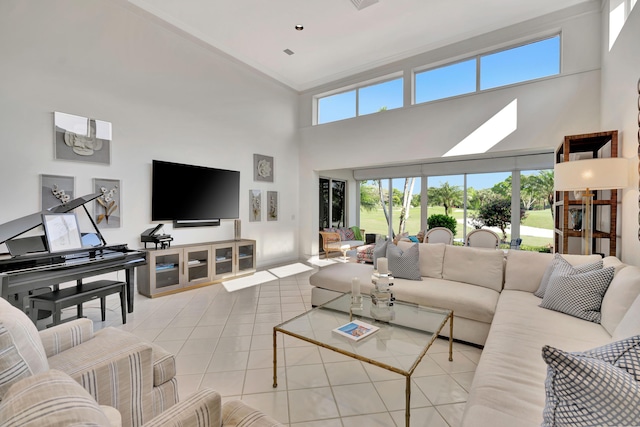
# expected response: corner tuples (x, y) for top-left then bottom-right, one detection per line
(405, 375), (411, 427)
(273, 328), (278, 388)
(449, 312), (454, 362)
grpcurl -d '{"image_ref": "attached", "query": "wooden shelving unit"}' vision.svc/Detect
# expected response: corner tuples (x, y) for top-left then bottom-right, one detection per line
(137, 239), (256, 298)
(554, 131), (618, 256)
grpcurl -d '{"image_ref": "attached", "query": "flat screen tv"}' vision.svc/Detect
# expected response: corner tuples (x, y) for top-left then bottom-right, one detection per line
(152, 160), (240, 224)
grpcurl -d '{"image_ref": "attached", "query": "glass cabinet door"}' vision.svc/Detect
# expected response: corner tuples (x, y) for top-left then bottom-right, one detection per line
(212, 244), (235, 280)
(237, 242), (255, 274)
(185, 245), (211, 285)
(153, 250), (183, 290)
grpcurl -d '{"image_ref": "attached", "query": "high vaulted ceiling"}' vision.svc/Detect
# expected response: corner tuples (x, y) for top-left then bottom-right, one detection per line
(127, 0), (595, 92)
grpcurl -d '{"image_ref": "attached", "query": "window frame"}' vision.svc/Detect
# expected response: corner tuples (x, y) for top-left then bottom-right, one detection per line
(413, 33), (561, 106)
(314, 72), (404, 125)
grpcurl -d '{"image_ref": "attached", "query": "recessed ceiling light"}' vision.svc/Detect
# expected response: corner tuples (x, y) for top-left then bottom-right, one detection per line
(295, 25), (304, 31)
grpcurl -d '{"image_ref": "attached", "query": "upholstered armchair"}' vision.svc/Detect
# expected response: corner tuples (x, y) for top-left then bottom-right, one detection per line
(0, 369), (284, 426)
(0, 297), (284, 426)
(0, 297), (177, 427)
(465, 229), (501, 249)
(425, 227), (454, 244)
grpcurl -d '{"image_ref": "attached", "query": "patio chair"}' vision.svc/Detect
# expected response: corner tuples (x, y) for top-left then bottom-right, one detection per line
(465, 229), (500, 249)
(424, 227), (454, 244)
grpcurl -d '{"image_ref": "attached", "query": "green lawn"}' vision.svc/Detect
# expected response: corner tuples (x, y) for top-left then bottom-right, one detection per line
(360, 206), (553, 247)
(521, 208), (554, 229)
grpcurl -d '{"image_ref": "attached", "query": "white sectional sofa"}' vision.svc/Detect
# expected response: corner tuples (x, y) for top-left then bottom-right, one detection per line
(309, 242), (640, 426)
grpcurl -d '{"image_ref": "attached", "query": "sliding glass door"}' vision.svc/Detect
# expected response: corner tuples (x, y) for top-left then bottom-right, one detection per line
(319, 177), (347, 252)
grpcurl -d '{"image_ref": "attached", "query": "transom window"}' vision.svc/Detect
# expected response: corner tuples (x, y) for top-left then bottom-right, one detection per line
(415, 35), (560, 104)
(315, 35), (561, 125)
(316, 77), (403, 125)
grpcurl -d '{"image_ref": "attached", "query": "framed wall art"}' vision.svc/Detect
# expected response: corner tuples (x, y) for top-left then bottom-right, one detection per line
(253, 154), (274, 182)
(249, 190), (261, 222)
(54, 111), (112, 165)
(41, 174), (74, 209)
(267, 191), (278, 221)
(93, 178), (121, 228)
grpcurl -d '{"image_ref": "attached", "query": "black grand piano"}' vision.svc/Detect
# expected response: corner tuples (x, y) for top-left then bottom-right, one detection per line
(0, 192), (146, 314)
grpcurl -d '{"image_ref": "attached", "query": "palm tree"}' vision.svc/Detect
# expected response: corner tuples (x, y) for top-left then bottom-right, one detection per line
(429, 182), (463, 216)
(532, 170), (555, 217)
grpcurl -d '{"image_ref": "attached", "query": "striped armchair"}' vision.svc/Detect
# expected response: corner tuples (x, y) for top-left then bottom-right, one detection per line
(0, 369), (284, 426)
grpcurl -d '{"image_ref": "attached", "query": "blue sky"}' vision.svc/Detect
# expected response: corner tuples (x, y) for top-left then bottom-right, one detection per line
(385, 169), (546, 195)
(319, 35), (560, 125)
(389, 172), (509, 194)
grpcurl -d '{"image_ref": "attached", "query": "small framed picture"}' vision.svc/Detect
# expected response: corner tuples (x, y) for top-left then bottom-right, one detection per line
(254, 154), (274, 182)
(41, 174), (75, 209)
(93, 178), (121, 228)
(267, 191), (278, 221)
(249, 190), (261, 222)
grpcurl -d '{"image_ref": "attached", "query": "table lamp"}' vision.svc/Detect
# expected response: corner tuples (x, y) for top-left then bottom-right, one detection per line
(554, 157), (629, 255)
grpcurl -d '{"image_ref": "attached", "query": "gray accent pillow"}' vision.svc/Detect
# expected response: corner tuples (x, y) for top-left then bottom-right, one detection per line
(542, 336), (640, 427)
(540, 266), (615, 323)
(534, 253), (603, 298)
(372, 239), (388, 269)
(386, 242), (422, 281)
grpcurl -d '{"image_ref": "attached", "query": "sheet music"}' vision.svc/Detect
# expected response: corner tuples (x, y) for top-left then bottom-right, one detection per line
(44, 214), (82, 253)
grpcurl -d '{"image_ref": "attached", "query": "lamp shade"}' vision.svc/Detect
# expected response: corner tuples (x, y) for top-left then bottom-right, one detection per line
(554, 157), (629, 191)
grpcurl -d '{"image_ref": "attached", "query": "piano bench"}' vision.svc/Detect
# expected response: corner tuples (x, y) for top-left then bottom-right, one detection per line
(29, 280), (127, 327)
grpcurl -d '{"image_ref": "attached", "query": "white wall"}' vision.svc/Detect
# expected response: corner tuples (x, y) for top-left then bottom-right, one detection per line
(0, 0), (300, 267)
(298, 3), (604, 258)
(601, 2), (640, 265)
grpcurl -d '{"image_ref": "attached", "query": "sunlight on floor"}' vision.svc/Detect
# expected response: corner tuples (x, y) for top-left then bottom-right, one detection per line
(222, 270), (277, 292)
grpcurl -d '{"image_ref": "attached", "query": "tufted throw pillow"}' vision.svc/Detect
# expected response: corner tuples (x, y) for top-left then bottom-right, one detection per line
(534, 253), (603, 298)
(542, 337), (640, 427)
(372, 239), (388, 269)
(540, 267), (615, 323)
(386, 242), (422, 281)
(342, 228), (355, 240)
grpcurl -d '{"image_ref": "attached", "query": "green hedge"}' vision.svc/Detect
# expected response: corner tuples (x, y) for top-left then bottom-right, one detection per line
(427, 214), (457, 236)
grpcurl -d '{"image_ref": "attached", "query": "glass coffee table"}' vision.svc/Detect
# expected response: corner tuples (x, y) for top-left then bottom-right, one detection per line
(273, 293), (453, 426)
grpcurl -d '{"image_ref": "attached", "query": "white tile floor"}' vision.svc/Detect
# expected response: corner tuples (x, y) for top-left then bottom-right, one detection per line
(66, 264), (481, 427)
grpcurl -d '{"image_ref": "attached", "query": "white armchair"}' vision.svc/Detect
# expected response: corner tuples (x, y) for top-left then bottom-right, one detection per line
(465, 229), (500, 249)
(425, 227), (454, 244)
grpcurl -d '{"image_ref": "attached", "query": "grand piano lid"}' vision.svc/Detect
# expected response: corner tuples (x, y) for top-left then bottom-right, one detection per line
(0, 192), (102, 245)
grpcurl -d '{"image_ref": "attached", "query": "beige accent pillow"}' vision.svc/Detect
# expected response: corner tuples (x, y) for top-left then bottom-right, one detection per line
(397, 241), (445, 279)
(504, 250), (553, 292)
(392, 232), (408, 245)
(614, 293), (640, 340)
(442, 245), (505, 292)
(601, 265), (640, 336)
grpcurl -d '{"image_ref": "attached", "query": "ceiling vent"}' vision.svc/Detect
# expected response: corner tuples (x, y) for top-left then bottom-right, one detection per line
(283, 49), (295, 56)
(350, 0), (379, 10)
